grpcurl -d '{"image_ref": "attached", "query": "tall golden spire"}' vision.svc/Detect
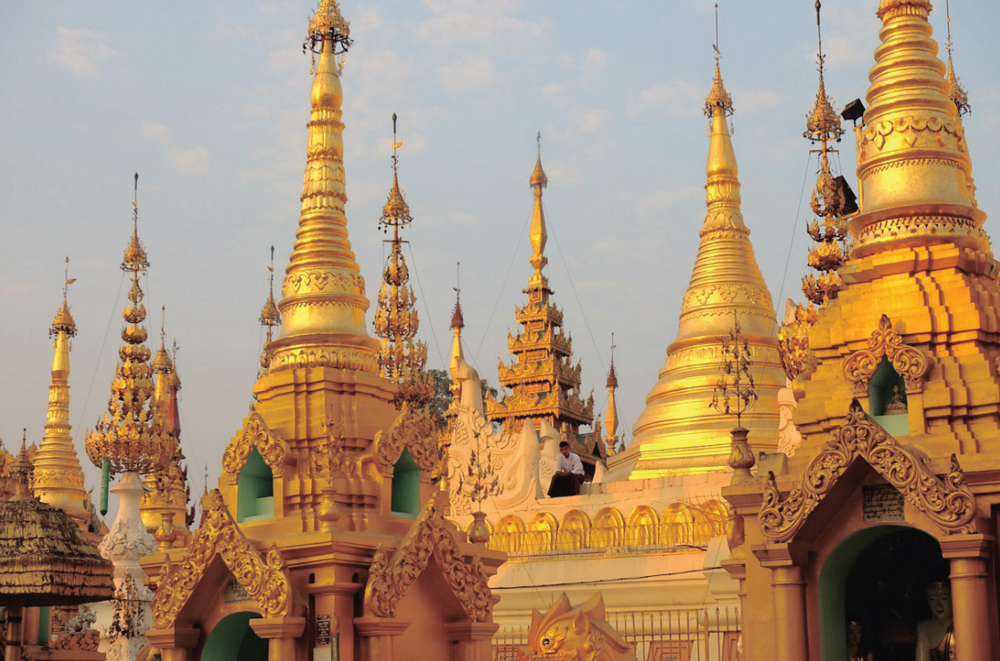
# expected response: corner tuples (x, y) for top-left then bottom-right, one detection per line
(604, 336), (618, 457)
(373, 114), (431, 409)
(141, 314), (191, 549)
(33, 258), (89, 529)
(267, 0), (380, 374)
(943, 0), (970, 116)
(617, 55), (784, 479)
(528, 133), (548, 288)
(85, 175), (171, 477)
(487, 144), (593, 438)
(851, 0), (985, 258)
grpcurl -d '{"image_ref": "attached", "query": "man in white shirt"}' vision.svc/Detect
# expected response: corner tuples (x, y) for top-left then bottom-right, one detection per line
(547, 441), (585, 497)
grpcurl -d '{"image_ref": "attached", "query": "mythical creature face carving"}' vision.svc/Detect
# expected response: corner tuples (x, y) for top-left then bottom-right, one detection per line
(518, 592), (635, 661)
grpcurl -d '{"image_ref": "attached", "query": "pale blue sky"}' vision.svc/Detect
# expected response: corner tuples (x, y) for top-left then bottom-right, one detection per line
(2, 0), (999, 496)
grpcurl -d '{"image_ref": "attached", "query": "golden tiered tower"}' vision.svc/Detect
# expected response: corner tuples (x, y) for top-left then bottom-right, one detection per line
(604, 346), (619, 456)
(373, 116), (432, 409)
(616, 63), (785, 479)
(32, 264), (89, 530)
(249, 0), (397, 462)
(487, 150), (594, 438)
(791, 0), (991, 453)
(140, 331), (192, 549)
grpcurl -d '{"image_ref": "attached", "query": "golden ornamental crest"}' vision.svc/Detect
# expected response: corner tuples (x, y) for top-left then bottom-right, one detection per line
(842, 314), (930, 395)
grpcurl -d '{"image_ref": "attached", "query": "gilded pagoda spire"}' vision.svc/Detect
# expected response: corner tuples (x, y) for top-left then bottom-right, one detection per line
(943, 0), (970, 116)
(851, 0), (985, 258)
(267, 0), (380, 375)
(487, 144), (593, 438)
(604, 336), (618, 457)
(258, 247), (281, 377)
(141, 316), (191, 549)
(85, 175), (171, 477)
(373, 114), (431, 408)
(33, 258), (89, 529)
(528, 133), (549, 289)
(617, 58), (784, 479)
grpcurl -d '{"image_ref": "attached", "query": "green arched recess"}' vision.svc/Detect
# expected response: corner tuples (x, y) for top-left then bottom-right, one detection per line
(237, 448), (274, 522)
(201, 612), (267, 661)
(391, 447), (421, 518)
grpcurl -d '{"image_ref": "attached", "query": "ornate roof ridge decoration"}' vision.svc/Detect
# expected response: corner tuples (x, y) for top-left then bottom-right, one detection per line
(842, 314), (931, 395)
(222, 411), (291, 484)
(151, 489), (294, 628)
(759, 400), (977, 543)
(363, 489), (494, 622)
(373, 407), (441, 473)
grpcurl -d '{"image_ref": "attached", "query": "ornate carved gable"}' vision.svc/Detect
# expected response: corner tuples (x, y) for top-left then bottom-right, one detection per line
(222, 411), (291, 483)
(363, 489), (495, 622)
(758, 400), (977, 543)
(151, 490), (295, 628)
(373, 407), (441, 473)
(842, 314), (931, 395)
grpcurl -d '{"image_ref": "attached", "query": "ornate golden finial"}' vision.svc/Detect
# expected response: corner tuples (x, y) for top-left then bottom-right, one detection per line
(451, 263), (464, 331)
(258, 247), (281, 376)
(10, 435), (32, 502)
(944, 0), (970, 116)
(373, 115), (431, 409)
(84, 175), (171, 476)
(528, 134), (549, 286)
(51, 257), (78, 336)
(306, 0), (351, 52)
(704, 9), (733, 119)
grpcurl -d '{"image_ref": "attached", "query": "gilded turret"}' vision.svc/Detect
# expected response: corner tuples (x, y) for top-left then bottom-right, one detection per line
(373, 115), (432, 409)
(85, 180), (172, 477)
(604, 342), (619, 457)
(141, 326), (192, 549)
(32, 260), (89, 529)
(850, 0), (984, 258)
(267, 0), (380, 374)
(258, 247), (281, 378)
(616, 61), (784, 479)
(487, 141), (594, 438)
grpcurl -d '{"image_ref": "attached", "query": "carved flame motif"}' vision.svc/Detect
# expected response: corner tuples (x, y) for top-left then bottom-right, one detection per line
(373, 407), (441, 473)
(841, 314), (930, 395)
(221, 413), (290, 484)
(151, 490), (294, 628)
(363, 489), (494, 622)
(759, 401), (977, 543)
(519, 592), (635, 661)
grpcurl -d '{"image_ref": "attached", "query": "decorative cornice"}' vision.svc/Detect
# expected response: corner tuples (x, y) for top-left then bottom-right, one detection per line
(373, 407), (442, 473)
(151, 490), (295, 628)
(222, 412), (291, 483)
(759, 400), (977, 543)
(363, 490), (494, 622)
(842, 314), (931, 395)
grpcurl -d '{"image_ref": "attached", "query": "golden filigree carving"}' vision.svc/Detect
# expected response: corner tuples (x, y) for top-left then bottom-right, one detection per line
(267, 347), (379, 374)
(521, 592), (635, 661)
(222, 412), (291, 484)
(861, 116), (965, 153)
(363, 490), (494, 622)
(759, 401), (977, 542)
(151, 490), (294, 628)
(842, 314), (930, 395)
(374, 407), (441, 473)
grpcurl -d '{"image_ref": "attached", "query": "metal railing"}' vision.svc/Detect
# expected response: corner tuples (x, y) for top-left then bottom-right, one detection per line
(493, 606), (741, 661)
(488, 523), (720, 559)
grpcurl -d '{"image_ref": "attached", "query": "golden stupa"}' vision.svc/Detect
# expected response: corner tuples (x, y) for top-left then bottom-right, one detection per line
(614, 63), (786, 479)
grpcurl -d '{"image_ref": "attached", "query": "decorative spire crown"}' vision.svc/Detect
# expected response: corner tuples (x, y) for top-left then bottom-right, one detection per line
(704, 64), (733, 117)
(944, 0), (971, 116)
(528, 133), (549, 286)
(306, 0), (352, 54)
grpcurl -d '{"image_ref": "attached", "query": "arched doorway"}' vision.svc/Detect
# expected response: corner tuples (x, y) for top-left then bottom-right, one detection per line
(820, 526), (942, 661)
(201, 612), (268, 661)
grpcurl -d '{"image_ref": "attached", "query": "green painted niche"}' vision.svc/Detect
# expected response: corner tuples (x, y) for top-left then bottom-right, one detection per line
(201, 611), (267, 661)
(870, 357), (909, 437)
(237, 448), (274, 522)
(391, 447), (421, 518)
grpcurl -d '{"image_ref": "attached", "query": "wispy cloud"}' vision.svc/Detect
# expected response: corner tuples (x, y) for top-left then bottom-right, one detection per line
(437, 55), (496, 95)
(418, 0), (550, 48)
(140, 121), (210, 176)
(48, 28), (121, 80)
(628, 79), (705, 118)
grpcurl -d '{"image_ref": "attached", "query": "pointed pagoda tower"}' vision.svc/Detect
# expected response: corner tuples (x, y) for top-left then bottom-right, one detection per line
(32, 260), (89, 529)
(140, 327), (192, 549)
(614, 61), (785, 479)
(604, 349), (619, 457)
(487, 145), (594, 439)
